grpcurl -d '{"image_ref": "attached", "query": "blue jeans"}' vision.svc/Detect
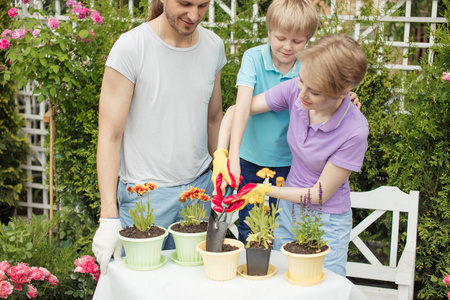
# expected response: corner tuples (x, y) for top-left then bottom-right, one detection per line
(273, 199), (352, 276)
(237, 159), (291, 245)
(118, 171), (213, 250)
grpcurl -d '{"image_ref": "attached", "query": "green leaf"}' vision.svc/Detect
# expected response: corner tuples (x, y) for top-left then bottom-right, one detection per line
(25, 22), (34, 30)
(51, 65), (59, 73)
(39, 58), (47, 67)
(33, 37), (42, 46)
(60, 41), (67, 51)
(78, 29), (89, 39)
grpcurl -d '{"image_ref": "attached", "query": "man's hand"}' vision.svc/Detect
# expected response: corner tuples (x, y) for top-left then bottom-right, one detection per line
(92, 218), (122, 274)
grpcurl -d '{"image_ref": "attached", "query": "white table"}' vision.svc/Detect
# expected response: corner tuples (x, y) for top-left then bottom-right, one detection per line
(93, 250), (368, 300)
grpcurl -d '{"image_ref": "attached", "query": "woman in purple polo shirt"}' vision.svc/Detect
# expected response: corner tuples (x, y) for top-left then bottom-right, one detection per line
(241, 34), (369, 276)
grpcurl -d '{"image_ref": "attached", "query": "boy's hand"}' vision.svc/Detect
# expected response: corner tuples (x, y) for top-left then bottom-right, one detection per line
(349, 92), (361, 110)
(211, 149), (236, 196)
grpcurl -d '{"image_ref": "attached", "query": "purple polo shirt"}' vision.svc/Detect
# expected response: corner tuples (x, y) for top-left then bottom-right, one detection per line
(265, 78), (369, 214)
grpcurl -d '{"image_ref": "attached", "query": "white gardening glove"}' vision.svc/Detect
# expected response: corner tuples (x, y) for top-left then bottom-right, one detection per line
(92, 218), (123, 274)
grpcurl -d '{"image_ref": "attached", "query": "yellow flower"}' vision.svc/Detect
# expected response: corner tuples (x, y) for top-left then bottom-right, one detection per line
(263, 205), (270, 212)
(259, 183), (273, 194)
(276, 176), (285, 187)
(256, 168), (276, 179)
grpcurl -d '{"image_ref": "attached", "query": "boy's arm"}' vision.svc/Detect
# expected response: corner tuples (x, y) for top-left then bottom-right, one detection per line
(229, 88), (272, 187)
(228, 86), (254, 187)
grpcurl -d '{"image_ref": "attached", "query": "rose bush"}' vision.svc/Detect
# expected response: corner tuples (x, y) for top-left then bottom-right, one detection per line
(0, 260), (58, 299)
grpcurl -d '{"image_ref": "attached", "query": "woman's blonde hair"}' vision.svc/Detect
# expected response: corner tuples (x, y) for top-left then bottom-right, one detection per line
(297, 35), (367, 97)
(266, 0), (318, 39)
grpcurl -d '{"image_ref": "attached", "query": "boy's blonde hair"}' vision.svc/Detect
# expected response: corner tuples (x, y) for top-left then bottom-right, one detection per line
(297, 35), (367, 97)
(266, 0), (318, 39)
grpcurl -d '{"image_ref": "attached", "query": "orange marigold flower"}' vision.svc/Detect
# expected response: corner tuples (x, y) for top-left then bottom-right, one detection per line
(256, 168), (276, 179)
(180, 186), (210, 201)
(263, 205), (271, 212)
(144, 182), (158, 190)
(276, 176), (285, 187)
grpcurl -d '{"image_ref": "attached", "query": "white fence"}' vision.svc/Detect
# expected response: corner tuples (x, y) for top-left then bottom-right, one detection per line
(14, 0), (447, 218)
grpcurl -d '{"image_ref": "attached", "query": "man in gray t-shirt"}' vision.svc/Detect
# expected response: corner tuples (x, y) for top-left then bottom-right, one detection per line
(92, 0), (226, 274)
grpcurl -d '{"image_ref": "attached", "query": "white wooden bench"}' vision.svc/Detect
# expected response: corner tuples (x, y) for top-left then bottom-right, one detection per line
(224, 186), (419, 300)
(347, 186), (419, 300)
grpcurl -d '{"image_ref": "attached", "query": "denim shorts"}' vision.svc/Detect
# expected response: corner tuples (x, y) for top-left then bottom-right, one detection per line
(117, 170), (213, 250)
(273, 199), (352, 276)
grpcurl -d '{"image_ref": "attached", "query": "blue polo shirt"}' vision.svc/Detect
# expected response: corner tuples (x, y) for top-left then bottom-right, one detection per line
(266, 78), (369, 214)
(236, 44), (300, 167)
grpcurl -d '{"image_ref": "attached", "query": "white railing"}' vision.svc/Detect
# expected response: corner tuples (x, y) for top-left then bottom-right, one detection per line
(14, 0), (447, 218)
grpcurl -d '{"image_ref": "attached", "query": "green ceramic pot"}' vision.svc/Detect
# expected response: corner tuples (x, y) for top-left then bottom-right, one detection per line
(118, 226), (168, 271)
(168, 222), (207, 266)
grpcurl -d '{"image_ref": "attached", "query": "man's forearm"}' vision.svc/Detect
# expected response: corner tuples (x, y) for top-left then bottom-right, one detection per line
(97, 138), (121, 218)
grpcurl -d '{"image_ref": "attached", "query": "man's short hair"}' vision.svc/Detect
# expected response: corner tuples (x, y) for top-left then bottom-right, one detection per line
(297, 35), (368, 97)
(266, 0), (318, 39)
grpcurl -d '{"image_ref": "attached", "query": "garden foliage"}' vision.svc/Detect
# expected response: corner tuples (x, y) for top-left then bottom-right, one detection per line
(0, 0), (29, 209)
(0, 0), (449, 299)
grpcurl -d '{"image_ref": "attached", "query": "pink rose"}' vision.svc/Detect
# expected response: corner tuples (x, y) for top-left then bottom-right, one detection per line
(82, 261), (99, 274)
(31, 29), (40, 37)
(443, 72), (450, 82)
(443, 274), (450, 284)
(92, 270), (101, 282)
(29, 267), (43, 281)
(0, 262), (10, 273)
(66, 0), (78, 8)
(0, 271), (5, 281)
(89, 30), (95, 39)
(74, 266), (84, 273)
(0, 281), (13, 299)
(38, 268), (50, 280)
(47, 275), (58, 286)
(48, 17), (59, 29)
(8, 8), (18, 18)
(1, 30), (13, 39)
(15, 29), (26, 39)
(22, 0), (32, 3)
(11, 32), (20, 39)
(7, 264), (31, 285)
(74, 255), (95, 267)
(25, 284), (38, 299)
(91, 11), (103, 24)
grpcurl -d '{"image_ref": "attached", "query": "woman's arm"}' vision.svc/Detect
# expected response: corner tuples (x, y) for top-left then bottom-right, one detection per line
(267, 162), (352, 204)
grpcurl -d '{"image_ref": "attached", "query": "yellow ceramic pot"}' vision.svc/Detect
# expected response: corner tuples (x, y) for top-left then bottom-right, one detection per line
(281, 242), (331, 286)
(196, 238), (244, 281)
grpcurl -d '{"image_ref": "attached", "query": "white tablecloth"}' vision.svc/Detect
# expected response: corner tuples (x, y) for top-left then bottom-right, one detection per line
(93, 250), (368, 300)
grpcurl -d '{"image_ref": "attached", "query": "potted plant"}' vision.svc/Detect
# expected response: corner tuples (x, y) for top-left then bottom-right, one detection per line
(280, 183), (330, 286)
(117, 182), (168, 271)
(240, 169), (283, 278)
(196, 238), (244, 281)
(168, 186), (210, 266)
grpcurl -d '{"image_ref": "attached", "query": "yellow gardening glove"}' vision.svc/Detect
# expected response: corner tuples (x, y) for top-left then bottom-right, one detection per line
(211, 149), (236, 196)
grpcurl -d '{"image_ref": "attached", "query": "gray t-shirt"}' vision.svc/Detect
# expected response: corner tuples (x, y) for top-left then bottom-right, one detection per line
(106, 23), (226, 187)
